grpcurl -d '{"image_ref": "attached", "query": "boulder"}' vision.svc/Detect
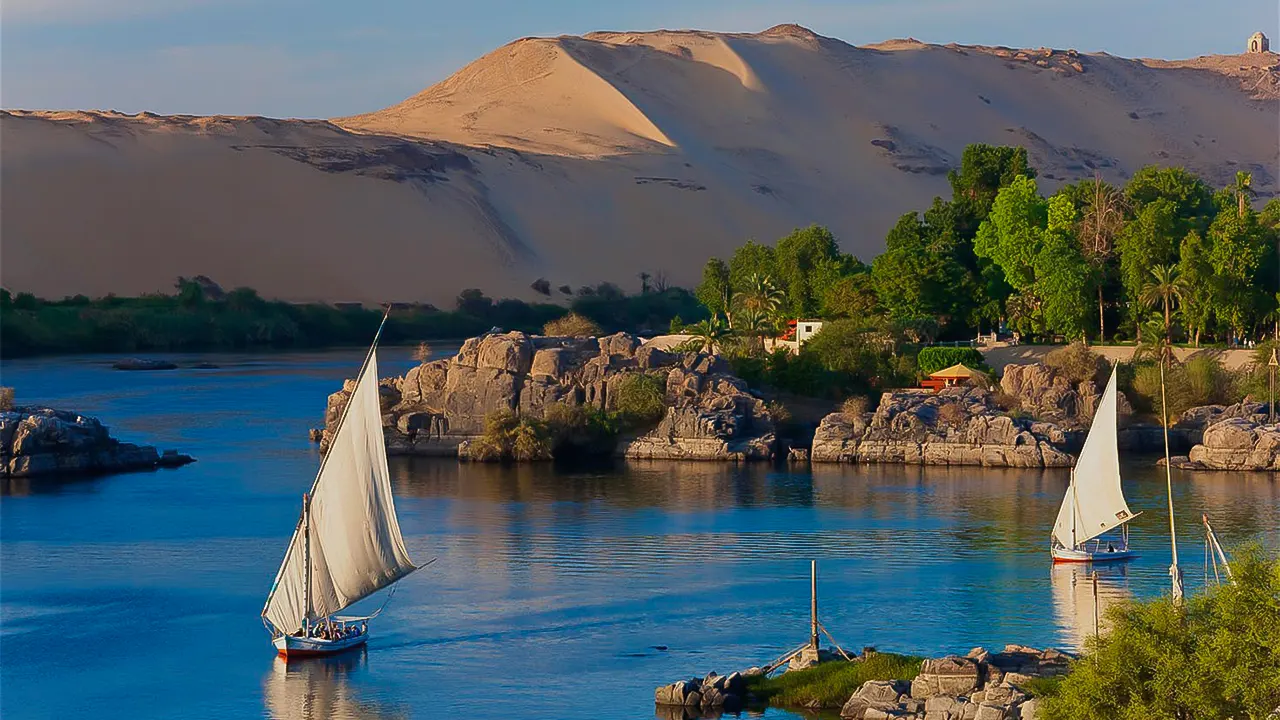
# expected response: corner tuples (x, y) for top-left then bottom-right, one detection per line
(911, 656), (982, 698)
(1187, 418), (1280, 471)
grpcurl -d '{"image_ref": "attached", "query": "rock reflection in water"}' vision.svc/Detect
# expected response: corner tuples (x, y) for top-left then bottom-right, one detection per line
(262, 650), (407, 720)
(1049, 562), (1133, 651)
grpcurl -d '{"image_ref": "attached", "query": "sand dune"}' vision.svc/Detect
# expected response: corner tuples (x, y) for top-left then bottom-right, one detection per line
(3, 25), (1277, 305)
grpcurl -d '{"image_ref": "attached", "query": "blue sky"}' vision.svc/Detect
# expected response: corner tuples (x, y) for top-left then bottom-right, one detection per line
(2, 0), (1276, 118)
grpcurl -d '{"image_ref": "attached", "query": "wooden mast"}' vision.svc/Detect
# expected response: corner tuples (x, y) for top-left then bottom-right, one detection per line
(809, 560), (819, 653)
(303, 493), (312, 636)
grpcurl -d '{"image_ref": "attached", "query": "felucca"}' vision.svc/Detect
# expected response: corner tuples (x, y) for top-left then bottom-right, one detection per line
(1051, 364), (1141, 563)
(261, 311), (423, 657)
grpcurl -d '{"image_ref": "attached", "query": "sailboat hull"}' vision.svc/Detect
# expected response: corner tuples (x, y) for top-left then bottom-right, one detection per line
(273, 628), (368, 658)
(1051, 545), (1136, 563)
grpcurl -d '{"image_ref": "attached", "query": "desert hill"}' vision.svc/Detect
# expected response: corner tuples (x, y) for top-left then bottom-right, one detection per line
(2, 25), (1277, 305)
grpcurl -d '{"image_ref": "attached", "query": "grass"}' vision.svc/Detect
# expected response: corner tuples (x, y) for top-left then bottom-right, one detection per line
(744, 653), (924, 709)
(1020, 676), (1062, 698)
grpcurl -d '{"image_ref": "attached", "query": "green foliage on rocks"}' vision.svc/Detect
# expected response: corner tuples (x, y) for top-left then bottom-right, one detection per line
(745, 653), (924, 709)
(612, 372), (668, 430)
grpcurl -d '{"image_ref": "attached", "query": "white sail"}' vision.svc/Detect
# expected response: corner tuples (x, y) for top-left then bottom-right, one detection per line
(1052, 365), (1136, 548)
(263, 347), (416, 635)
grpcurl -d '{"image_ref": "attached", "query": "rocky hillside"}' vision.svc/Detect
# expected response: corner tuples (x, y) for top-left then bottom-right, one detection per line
(3, 26), (1277, 304)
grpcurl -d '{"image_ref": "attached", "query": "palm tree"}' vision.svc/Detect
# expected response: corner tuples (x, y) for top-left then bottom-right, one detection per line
(1077, 174), (1128, 341)
(1233, 171), (1256, 219)
(686, 314), (729, 354)
(734, 309), (776, 355)
(1139, 264), (1186, 353)
(735, 273), (785, 317)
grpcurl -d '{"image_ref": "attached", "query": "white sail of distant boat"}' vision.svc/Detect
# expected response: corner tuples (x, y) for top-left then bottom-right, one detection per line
(1051, 364), (1140, 563)
(262, 312), (422, 657)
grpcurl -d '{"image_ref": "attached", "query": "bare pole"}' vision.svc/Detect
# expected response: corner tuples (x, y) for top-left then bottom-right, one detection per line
(810, 560), (819, 653)
(1160, 358), (1184, 605)
(1092, 570), (1100, 639)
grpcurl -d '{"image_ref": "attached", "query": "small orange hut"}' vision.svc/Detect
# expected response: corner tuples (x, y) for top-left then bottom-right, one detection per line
(920, 363), (989, 392)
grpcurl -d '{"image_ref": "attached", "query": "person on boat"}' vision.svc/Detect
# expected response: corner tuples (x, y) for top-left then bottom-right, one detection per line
(1107, 542), (1116, 553)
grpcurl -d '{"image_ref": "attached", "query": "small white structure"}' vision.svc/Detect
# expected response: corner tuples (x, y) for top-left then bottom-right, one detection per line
(1248, 31), (1270, 54)
(795, 320), (824, 344)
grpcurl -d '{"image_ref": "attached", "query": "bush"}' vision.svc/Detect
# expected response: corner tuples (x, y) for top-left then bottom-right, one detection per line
(766, 399), (792, 425)
(1126, 356), (1245, 425)
(802, 319), (917, 392)
(917, 346), (988, 376)
(543, 403), (619, 454)
(745, 653), (924, 709)
(1042, 549), (1280, 720)
(469, 410), (552, 461)
(841, 395), (870, 418)
(612, 373), (667, 429)
(1043, 342), (1106, 384)
(412, 342), (433, 363)
(937, 402), (967, 427)
(0, 387), (12, 411)
(543, 312), (602, 337)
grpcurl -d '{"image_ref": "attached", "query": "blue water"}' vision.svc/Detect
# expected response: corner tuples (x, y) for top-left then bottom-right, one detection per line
(2, 351), (1277, 720)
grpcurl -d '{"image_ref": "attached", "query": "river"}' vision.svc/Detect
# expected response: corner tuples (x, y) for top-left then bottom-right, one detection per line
(2, 349), (1277, 719)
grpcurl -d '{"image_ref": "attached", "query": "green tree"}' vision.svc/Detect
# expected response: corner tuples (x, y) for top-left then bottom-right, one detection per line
(773, 225), (843, 317)
(1207, 207), (1271, 340)
(1072, 175), (1128, 341)
(728, 241), (778, 305)
(1139, 264), (1186, 349)
(694, 258), (733, 320)
(947, 144), (1037, 224)
(1034, 196), (1092, 340)
(974, 175), (1048, 292)
(686, 314), (729, 353)
(735, 273), (784, 317)
(1233, 170), (1256, 219)
(821, 272), (879, 319)
(1177, 231), (1215, 346)
(1116, 198), (1181, 340)
(1124, 165), (1215, 236)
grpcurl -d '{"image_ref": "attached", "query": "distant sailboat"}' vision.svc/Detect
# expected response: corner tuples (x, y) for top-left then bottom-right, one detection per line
(1051, 364), (1141, 563)
(262, 312), (421, 657)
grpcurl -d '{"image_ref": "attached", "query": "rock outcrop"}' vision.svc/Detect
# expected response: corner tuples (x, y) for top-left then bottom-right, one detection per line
(810, 387), (1074, 468)
(654, 645), (1070, 719)
(0, 406), (194, 478)
(654, 670), (751, 714)
(318, 331), (775, 461)
(1184, 417), (1280, 471)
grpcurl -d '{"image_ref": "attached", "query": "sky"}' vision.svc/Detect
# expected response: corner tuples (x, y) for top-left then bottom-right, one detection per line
(2, 0), (1277, 118)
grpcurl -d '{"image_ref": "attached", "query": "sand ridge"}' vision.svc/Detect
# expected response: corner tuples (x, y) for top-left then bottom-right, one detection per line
(3, 26), (1277, 305)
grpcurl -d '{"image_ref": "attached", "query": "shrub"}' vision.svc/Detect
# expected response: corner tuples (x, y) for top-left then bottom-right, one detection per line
(1126, 356), (1245, 425)
(543, 312), (601, 337)
(613, 372), (667, 429)
(745, 653), (924, 709)
(766, 399), (792, 425)
(841, 395), (870, 418)
(917, 346), (988, 376)
(0, 387), (13, 411)
(412, 341), (433, 363)
(543, 403), (619, 454)
(937, 402), (967, 427)
(469, 410), (552, 461)
(1043, 342), (1106, 384)
(1042, 549), (1280, 720)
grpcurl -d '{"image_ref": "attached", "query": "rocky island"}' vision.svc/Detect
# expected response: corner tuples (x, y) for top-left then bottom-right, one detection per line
(1, 401), (194, 478)
(317, 331), (776, 461)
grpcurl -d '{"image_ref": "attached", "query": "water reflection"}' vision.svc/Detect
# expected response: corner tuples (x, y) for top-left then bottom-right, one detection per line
(1049, 563), (1133, 651)
(262, 650), (407, 720)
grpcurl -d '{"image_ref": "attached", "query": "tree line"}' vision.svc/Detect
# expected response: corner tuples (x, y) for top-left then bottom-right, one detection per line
(693, 145), (1280, 348)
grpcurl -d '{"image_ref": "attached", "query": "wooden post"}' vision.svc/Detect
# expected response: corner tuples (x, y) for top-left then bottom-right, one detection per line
(1091, 570), (1100, 638)
(810, 560), (819, 653)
